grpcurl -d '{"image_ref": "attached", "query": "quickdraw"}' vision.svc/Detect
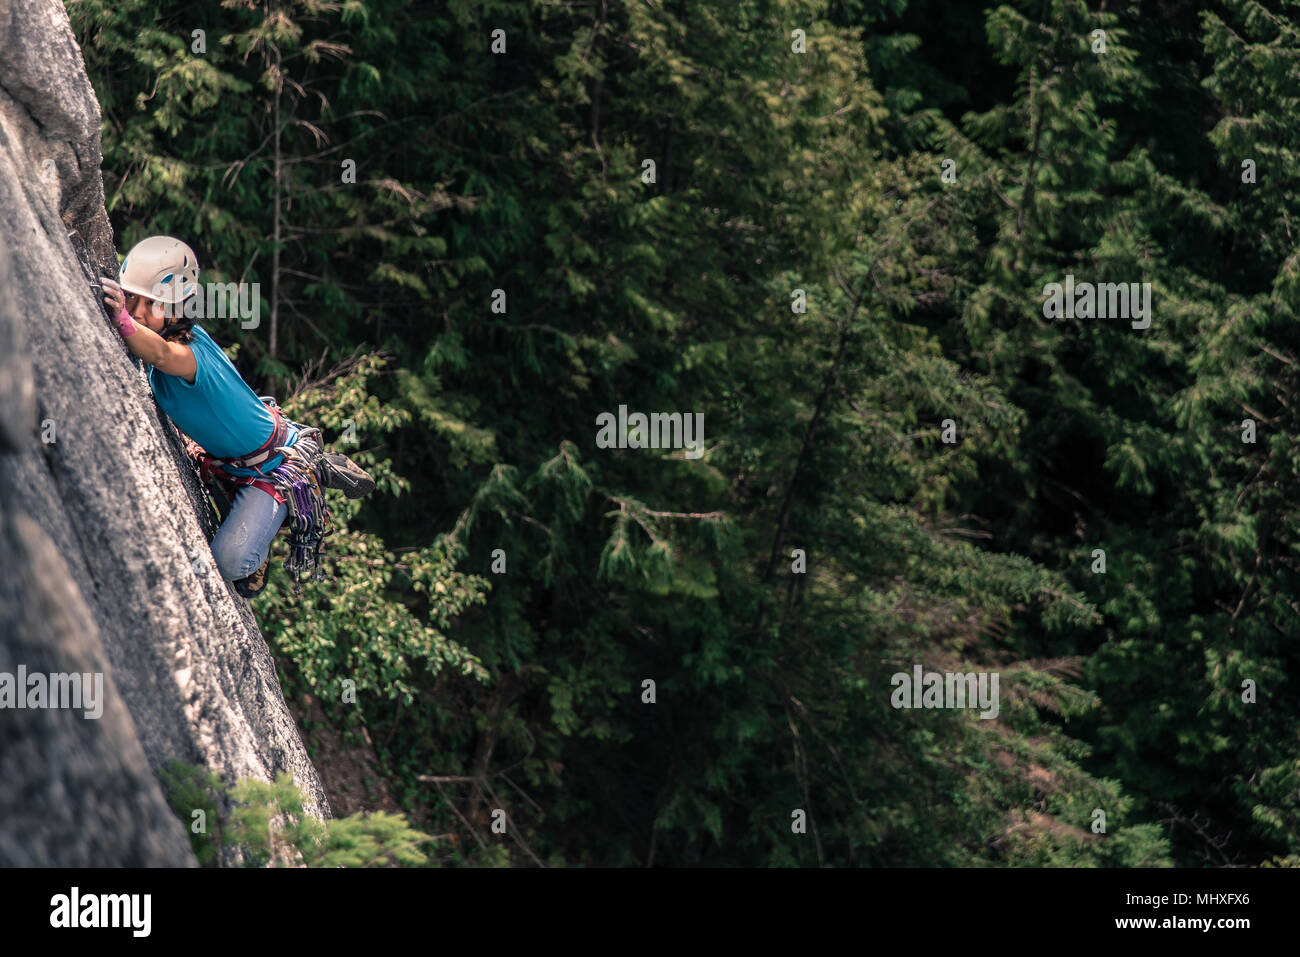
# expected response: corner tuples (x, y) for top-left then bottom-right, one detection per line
(262, 426), (334, 593)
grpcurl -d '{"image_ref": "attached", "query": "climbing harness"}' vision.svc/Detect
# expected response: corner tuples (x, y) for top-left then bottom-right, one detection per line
(190, 397), (335, 595)
(203, 403), (290, 472)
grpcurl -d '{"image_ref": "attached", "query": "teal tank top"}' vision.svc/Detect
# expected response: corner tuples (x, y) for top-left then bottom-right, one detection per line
(148, 325), (297, 477)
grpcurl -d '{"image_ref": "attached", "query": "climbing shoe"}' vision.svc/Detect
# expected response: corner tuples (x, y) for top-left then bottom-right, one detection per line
(234, 556), (271, 598)
(317, 451), (376, 499)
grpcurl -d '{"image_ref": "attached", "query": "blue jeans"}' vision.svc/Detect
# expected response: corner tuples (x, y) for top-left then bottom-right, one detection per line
(210, 484), (288, 581)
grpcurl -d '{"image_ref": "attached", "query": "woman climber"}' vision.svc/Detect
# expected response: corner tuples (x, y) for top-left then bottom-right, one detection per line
(99, 234), (375, 597)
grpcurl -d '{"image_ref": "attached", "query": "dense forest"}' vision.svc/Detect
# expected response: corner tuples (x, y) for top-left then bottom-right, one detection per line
(67, 0), (1300, 867)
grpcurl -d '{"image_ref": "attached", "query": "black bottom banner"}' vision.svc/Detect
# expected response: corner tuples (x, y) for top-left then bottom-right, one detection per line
(0, 865), (1282, 944)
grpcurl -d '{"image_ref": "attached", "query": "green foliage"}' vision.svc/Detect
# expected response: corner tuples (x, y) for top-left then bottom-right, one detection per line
(76, 0), (1300, 867)
(158, 762), (433, 867)
(156, 759), (224, 866)
(253, 353), (490, 711)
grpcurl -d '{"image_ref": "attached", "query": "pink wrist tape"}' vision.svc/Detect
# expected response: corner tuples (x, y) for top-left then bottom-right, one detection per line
(113, 305), (137, 337)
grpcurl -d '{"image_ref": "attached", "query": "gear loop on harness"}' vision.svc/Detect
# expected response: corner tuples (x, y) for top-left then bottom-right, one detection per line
(265, 426), (335, 592)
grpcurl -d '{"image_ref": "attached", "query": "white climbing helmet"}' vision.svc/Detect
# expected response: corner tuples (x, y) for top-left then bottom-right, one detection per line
(119, 235), (200, 305)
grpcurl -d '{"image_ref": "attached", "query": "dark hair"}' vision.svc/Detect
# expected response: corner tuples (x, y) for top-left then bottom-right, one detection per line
(159, 296), (197, 344)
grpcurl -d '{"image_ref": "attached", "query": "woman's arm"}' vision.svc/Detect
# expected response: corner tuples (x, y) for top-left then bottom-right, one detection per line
(102, 278), (197, 383)
(121, 320), (198, 384)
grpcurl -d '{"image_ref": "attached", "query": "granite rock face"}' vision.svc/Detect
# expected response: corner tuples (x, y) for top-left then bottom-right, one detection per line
(0, 0), (330, 867)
